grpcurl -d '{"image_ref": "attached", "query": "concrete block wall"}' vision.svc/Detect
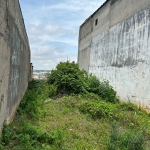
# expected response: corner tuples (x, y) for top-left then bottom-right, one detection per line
(0, 0), (31, 132)
(78, 0), (150, 111)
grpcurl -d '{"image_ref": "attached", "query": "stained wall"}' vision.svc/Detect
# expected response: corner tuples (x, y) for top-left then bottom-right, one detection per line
(0, 0), (31, 131)
(78, 0), (150, 111)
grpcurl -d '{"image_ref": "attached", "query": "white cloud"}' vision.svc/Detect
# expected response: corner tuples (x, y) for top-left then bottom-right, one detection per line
(19, 0), (105, 70)
(43, 0), (102, 14)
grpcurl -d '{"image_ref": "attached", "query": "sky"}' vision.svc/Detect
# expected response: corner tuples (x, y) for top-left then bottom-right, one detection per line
(19, 0), (105, 70)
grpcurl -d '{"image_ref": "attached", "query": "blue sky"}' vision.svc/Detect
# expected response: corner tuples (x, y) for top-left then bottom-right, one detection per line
(19, 0), (105, 70)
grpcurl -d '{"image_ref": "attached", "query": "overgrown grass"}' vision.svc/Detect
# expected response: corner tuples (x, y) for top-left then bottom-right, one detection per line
(0, 80), (150, 149)
(106, 122), (146, 150)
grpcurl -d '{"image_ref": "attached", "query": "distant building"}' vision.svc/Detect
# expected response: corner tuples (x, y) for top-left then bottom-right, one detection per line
(32, 70), (50, 80)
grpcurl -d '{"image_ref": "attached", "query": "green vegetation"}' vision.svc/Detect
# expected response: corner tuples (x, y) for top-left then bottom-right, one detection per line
(0, 61), (150, 149)
(48, 61), (118, 103)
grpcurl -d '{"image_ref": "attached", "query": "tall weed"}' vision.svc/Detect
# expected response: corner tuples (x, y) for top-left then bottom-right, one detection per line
(18, 80), (49, 119)
(0, 122), (13, 145)
(107, 122), (146, 150)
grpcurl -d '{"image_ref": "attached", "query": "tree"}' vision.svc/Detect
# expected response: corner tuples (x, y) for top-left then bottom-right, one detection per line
(47, 61), (87, 95)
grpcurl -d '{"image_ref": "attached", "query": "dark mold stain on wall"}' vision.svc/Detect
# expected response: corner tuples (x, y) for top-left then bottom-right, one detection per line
(7, 12), (30, 116)
(0, 94), (4, 112)
(0, 0), (9, 42)
(78, 0), (150, 111)
(111, 0), (119, 5)
(0, 0), (31, 131)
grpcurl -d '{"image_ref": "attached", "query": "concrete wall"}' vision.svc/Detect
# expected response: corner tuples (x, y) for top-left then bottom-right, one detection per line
(78, 0), (150, 111)
(0, 0), (31, 131)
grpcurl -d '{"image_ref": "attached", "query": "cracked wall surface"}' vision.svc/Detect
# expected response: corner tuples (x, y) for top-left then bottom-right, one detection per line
(0, 0), (30, 132)
(78, 0), (150, 111)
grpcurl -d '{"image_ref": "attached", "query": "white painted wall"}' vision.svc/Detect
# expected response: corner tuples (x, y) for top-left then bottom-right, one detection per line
(89, 7), (150, 111)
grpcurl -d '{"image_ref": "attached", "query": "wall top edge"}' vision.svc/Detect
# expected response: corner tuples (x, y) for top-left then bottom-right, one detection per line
(18, 0), (30, 49)
(80, 0), (110, 28)
(8, 0), (30, 50)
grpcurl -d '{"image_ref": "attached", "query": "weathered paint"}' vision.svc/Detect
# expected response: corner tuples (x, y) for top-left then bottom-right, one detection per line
(78, 0), (150, 111)
(0, 0), (31, 132)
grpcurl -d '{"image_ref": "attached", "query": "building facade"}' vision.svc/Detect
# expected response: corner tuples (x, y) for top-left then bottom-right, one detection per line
(78, 0), (150, 111)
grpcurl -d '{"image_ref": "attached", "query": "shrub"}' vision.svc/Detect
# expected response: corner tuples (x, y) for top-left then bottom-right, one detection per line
(79, 100), (116, 119)
(86, 76), (118, 103)
(47, 61), (88, 95)
(21, 123), (54, 145)
(1, 122), (13, 145)
(48, 84), (58, 98)
(0, 120), (65, 149)
(118, 102), (138, 111)
(98, 81), (119, 103)
(18, 90), (41, 119)
(47, 61), (118, 103)
(0, 80), (65, 149)
(18, 80), (49, 119)
(86, 74), (100, 94)
(28, 80), (42, 91)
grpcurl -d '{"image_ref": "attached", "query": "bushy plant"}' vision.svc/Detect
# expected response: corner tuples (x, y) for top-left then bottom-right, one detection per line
(18, 91), (40, 119)
(98, 81), (119, 103)
(86, 74), (100, 94)
(47, 61), (87, 95)
(0, 80), (66, 149)
(0, 119), (65, 149)
(20, 123), (55, 145)
(47, 61), (118, 103)
(79, 100), (116, 119)
(118, 102), (138, 111)
(18, 80), (49, 119)
(87, 77), (118, 103)
(28, 80), (42, 91)
(0, 122), (13, 145)
(0, 78), (149, 149)
(48, 84), (57, 98)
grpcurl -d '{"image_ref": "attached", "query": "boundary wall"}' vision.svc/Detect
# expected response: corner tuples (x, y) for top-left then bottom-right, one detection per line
(78, 0), (150, 111)
(0, 0), (31, 131)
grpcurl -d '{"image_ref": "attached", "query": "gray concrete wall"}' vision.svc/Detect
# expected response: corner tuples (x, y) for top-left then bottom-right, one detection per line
(78, 0), (150, 111)
(0, 0), (30, 131)
(78, 18), (93, 71)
